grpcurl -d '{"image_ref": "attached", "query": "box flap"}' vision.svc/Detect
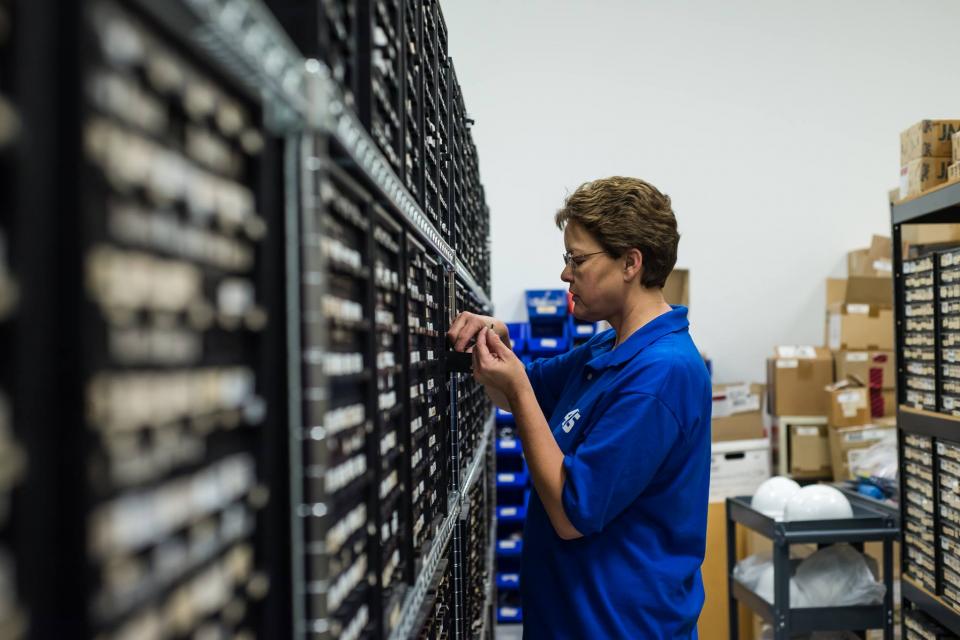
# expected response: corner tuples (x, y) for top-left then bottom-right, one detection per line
(663, 269), (689, 308)
(868, 235), (892, 265)
(711, 382), (761, 418)
(845, 276), (893, 307)
(826, 278), (847, 308)
(826, 375), (866, 392)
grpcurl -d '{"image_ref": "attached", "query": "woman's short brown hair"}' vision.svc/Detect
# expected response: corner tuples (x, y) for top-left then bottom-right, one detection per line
(555, 176), (679, 289)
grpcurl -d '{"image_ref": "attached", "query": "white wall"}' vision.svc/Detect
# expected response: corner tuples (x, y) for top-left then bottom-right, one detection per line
(442, 0), (960, 384)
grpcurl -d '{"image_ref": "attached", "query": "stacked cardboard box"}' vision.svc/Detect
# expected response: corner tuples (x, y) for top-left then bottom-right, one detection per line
(823, 377), (897, 481)
(900, 119), (960, 199)
(766, 346), (833, 478)
(828, 235), (897, 418)
(765, 236), (897, 480)
(951, 131), (960, 183)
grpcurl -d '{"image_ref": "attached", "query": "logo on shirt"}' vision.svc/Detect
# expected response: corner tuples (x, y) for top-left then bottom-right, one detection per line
(561, 408), (581, 433)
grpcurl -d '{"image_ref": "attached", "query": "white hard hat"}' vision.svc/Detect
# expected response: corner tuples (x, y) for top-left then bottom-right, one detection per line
(751, 476), (801, 520)
(784, 484), (853, 521)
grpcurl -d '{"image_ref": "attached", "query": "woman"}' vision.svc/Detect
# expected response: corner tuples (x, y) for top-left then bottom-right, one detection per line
(447, 176), (711, 638)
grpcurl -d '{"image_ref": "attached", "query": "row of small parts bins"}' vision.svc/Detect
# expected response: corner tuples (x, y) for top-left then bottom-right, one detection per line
(495, 406), (528, 624)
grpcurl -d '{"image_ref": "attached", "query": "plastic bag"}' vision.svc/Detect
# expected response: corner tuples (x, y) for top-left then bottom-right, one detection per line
(849, 437), (897, 481)
(793, 544), (885, 607)
(732, 552), (770, 590)
(733, 553), (807, 607)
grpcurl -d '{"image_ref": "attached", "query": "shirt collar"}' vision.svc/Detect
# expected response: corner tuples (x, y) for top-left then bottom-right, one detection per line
(585, 305), (690, 371)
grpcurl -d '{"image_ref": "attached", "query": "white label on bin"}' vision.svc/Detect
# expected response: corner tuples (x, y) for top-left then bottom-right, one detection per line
(500, 439), (517, 449)
(846, 352), (869, 362)
(540, 338), (558, 348)
(501, 607), (519, 617)
(500, 540), (517, 549)
(499, 473), (516, 483)
(536, 305), (557, 315)
(796, 426), (819, 436)
(502, 574), (519, 583)
(576, 325), (593, 335)
(501, 507), (518, 517)
(776, 359), (799, 369)
(847, 304), (870, 315)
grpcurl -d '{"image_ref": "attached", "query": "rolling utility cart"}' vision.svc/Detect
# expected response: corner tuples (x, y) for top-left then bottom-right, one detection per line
(726, 493), (899, 639)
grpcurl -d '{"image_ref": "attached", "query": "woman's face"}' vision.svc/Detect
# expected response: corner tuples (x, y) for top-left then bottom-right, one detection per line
(561, 221), (626, 322)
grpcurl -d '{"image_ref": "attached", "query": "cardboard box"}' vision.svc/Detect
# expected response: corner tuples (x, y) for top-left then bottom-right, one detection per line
(767, 346), (834, 416)
(825, 378), (869, 427)
(698, 502), (755, 640)
(664, 268), (689, 308)
(826, 277), (893, 308)
(828, 420), (897, 482)
(847, 236), (892, 278)
(874, 389), (896, 418)
(900, 119), (960, 164)
(900, 156), (952, 199)
(953, 131), (960, 161)
(902, 223), (960, 247)
(826, 305), (894, 351)
(951, 162), (960, 183)
(888, 187), (900, 205)
(712, 383), (765, 442)
(789, 423), (832, 478)
(834, 350), (895, 390)
(709, 439), (771, 502)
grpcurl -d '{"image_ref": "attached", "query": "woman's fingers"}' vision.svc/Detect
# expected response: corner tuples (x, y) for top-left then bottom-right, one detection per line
(473, 329), (498, 387)
(446, 311), (471, 349)
(485, 326), (510, 357)
(454, 316), (484, 352)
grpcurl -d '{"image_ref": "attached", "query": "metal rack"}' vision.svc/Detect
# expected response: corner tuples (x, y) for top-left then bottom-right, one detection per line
(725, 495), (898, 639)
(303, 61), (491, 306)
(893, 182), (960, 634)
(389, 414), (494, 640)
(3, 0), (498, 636)
(289, 9), (496, 637)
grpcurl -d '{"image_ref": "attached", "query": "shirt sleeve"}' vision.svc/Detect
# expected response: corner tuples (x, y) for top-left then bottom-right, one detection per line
(524, 347), (583, 420)
(561, 392), (680, 536)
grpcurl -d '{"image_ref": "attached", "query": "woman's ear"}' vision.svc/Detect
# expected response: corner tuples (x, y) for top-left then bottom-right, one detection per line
(623, 248), (643, 282)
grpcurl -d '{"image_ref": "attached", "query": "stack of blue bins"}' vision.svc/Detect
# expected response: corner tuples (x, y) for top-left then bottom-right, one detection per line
(524, 289), (570, 357)
(495, 291), (599, 625)
(494, 405), (527, 625)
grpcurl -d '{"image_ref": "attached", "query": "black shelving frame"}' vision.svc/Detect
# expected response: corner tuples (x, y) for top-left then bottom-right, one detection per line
(3, 0), (497, 637)
(6, 0), (306, 637)
(725, 495), (898, 640)
(894, 183), (960, 635)
(296, 18), (497, 634)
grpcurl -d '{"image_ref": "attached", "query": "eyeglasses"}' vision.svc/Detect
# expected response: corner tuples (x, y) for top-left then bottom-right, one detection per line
(562, 250), (606, 269)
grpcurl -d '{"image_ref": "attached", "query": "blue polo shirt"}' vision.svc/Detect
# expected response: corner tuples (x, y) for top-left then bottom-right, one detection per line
(520, 305), (711, 639)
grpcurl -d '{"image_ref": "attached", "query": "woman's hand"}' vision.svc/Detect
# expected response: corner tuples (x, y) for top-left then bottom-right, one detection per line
(472, 326), (529, 403)
(447, 312), (511, 352)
